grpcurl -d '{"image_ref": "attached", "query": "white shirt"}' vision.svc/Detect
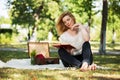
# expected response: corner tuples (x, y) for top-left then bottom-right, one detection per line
(59, 27), (86, 55)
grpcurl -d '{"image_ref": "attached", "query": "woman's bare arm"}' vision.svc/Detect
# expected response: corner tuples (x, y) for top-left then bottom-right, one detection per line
(80, 25), (90, 41)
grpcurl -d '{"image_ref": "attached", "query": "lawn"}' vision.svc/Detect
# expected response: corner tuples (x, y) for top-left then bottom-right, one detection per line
(0, 43), (120, 80)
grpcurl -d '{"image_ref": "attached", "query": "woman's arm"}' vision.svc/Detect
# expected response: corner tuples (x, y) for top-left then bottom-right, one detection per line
(71, 23), (90, 41)
(80, 25), (90, 41)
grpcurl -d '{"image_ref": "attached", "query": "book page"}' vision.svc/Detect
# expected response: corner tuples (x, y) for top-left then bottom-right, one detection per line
(52, 43), (75, 49)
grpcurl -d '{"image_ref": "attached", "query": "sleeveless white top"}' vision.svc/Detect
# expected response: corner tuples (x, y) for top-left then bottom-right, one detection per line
(59, 27), (86, 55)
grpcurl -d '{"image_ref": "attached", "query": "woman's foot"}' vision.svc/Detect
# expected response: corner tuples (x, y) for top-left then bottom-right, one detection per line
(88, 63), (97, 70)
(80, 62), (89, 71)
(80, 63), (97, 71)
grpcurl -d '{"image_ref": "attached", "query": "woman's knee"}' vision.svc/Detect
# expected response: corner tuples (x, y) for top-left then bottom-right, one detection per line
(83, 41), (90, 46)
(58, 47), (65, 55)
(82, 41), (91, 49)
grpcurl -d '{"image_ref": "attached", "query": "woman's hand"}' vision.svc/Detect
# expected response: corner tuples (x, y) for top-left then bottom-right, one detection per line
(71, 23), (90, 41)
(81, 27), (90, 41)
(65, 48), (75, 54)
(71, 23), (81, 31)
(77, 24), (90, 41)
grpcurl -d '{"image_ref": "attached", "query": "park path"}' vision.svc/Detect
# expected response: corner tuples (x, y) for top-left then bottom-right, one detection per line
(0, 47), (120, 55)
(0, 47), (27, 52)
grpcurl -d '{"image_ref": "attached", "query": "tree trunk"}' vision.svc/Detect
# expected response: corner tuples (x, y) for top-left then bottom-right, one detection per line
(99, 0), (108, 54)
(88, 0), (92, 27)
(30, 1), (44, 41)
(112, 28), (116, 44)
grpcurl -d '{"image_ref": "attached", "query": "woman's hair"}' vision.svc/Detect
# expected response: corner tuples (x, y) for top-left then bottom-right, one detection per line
(56, 11), (76, 36)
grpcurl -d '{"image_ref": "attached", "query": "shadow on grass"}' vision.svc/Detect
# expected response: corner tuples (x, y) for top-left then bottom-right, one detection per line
(91, 76), (120, 80)
(0, 51), (29, 62)
(93, 54), (120, 70)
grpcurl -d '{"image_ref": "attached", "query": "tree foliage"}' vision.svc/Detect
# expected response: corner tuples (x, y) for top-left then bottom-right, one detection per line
(108, 0), (120, 30)
(6, 0), (120, 43)
(0, 16), (11, 24)
(109, 0), (120, 18)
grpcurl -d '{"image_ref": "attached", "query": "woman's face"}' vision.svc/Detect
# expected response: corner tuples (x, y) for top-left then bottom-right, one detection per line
(62, 15), (74, 29)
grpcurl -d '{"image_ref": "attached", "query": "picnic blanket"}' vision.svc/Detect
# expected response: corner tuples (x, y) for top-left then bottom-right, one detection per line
(0, 59), (110, 70)
(0, 59), (65, 70)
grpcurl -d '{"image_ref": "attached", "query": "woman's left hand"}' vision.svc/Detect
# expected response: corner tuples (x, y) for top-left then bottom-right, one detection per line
(66, 48), (76, 55)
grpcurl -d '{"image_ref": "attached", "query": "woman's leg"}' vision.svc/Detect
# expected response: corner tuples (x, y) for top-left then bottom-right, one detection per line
(81, 41), (93, 65)
(80, 41), (93, 71)
(58, 47), (82, 68)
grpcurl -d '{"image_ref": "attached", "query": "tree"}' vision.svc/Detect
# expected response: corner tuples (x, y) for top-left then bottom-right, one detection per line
(0, 16), (11, 24)
(108, 0), (120, 43)
(60, 0), (98, 27)
(7, 0), (60, 41)
(81, 0), (93, 27)
(109, 0), (120, 18)
(99, 0), (108, 54)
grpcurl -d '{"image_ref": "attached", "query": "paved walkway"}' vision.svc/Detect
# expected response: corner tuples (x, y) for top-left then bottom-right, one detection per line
(0, 47), (120, 55)
(0, 47), (27, 52)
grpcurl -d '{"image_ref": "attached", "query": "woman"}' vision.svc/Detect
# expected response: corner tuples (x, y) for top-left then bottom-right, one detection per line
(56, 11), (96, 71)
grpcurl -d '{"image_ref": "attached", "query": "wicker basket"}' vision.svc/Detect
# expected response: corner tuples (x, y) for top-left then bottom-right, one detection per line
(28, 42), (59, 65)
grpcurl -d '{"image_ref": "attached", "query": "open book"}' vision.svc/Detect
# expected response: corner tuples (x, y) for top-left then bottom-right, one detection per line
(52, 43), (75, 49)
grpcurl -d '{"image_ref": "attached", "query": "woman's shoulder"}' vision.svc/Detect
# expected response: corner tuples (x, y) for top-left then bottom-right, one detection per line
(59, 31), (70, 40)
(60, 31), (68, 37)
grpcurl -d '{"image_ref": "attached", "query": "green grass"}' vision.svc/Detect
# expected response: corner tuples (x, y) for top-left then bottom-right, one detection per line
(0, 51), (29, 62)
(0, 43), (27, 49)
(0, 50), (120, 80)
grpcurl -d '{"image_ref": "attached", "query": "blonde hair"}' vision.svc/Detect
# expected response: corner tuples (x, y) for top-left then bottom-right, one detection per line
(56, 11), (76, 36)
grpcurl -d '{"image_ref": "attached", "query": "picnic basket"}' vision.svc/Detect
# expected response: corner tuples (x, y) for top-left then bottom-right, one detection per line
(28, 42), (59, 65)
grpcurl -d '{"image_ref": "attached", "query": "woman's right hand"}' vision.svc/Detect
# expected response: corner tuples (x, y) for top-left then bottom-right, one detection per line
(71, 23), (80, 30)
(72, 23), (90, 41)
(71, 23), (83, 33)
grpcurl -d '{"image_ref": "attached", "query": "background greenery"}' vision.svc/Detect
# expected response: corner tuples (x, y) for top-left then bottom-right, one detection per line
(0, 0), (120, 44)
(0, 0), (120, 79)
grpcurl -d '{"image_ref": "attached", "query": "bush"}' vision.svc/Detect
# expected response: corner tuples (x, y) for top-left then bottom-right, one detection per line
(0, 33), (12, 44)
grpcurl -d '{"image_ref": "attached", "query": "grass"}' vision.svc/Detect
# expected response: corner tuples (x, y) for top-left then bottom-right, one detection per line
(0, 51), (120, 80)
(0, 51), (29, 62)
(1, 68), (120, 80)
(0, 43), (120, 80)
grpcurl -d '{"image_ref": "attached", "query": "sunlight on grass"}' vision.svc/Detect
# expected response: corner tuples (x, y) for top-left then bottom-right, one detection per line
(0, 68), (120, 80)
(93, 73), (120, 80)
(0, 43), (120, 80)
(11, 74), (23, 80)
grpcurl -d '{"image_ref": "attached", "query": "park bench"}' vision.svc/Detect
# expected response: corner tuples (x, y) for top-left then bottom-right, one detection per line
(28, 42), (59, 65)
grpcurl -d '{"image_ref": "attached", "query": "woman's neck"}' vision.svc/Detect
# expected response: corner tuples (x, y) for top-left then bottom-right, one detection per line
(67, 29), (78, 36)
